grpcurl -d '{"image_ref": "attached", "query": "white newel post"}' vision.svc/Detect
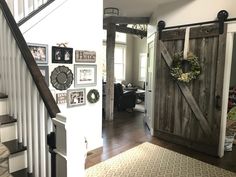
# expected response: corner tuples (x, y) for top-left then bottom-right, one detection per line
(52, 113), (86, 177)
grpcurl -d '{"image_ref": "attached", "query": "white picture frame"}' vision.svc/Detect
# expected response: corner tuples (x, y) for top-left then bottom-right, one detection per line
(74, 64), (97, 87)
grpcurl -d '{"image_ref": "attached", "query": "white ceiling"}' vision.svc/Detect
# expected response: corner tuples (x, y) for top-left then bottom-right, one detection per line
(103, 0), (180, 17)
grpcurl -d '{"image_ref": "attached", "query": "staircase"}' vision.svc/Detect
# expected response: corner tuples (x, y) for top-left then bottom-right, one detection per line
(0, 0), (60, 176)
(6, 0), (55, 25)
(0, 94), (28, 176)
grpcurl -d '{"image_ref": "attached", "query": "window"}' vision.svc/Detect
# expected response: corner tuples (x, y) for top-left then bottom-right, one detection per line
(139, 53), (147, 81)
(114, 45), (126, 81)
(102, 31), (126, 82)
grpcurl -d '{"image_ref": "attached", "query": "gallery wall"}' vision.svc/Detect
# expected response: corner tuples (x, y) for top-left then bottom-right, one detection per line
(21, 0), (103, 151)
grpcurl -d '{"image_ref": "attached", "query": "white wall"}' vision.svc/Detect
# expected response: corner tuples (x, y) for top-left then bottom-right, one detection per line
(148, 0), (236, 36)
(22, 0), (103, 151)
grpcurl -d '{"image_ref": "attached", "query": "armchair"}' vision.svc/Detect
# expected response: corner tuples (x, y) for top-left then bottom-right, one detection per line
(114, 83), (136, 111)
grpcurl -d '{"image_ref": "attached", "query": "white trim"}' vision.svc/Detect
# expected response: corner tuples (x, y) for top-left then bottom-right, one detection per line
(218, 23), (236, 157)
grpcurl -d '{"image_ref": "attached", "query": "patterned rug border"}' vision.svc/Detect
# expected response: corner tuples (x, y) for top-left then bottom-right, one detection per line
(86, 142), (236, 177)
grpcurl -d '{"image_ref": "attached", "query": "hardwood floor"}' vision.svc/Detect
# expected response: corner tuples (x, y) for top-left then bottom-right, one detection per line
(85, 110), (236, 173)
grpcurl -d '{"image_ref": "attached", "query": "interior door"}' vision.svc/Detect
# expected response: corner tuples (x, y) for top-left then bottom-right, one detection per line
(154, 25), (227, 156)
(145, 41), (154, 133)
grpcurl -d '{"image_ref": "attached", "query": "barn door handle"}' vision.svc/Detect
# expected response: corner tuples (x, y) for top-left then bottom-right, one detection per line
(216, 95), (221, 110)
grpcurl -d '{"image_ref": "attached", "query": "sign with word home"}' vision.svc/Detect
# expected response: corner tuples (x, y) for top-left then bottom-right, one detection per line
(75, 50), (96, 63)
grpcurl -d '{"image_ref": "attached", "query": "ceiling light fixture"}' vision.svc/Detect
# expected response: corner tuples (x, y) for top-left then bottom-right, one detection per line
(104, 7), (119, 16)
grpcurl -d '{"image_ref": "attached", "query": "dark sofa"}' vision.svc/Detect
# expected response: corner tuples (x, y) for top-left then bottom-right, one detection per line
(114, 83), (136, 111)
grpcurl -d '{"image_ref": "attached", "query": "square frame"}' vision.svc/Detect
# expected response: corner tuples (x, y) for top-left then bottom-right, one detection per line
(38, 65), (49, 86)
(67, 89), (86, 107)
(52, 46), (73, 64)
(28, 43), (48, 64)
(74, 64), (97, 87)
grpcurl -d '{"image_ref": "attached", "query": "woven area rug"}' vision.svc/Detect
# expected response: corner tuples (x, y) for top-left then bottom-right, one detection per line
(0, 143), (12, 177)
(85, 142), (236, 177)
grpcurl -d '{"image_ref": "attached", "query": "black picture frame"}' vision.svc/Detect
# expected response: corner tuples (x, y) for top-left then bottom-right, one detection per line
(52, 46), (73, 64)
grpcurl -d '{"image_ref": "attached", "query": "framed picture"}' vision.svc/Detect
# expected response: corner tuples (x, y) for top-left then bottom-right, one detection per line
(52, 46), (73, 64)
(28, 43), (48, 64)
(56, 93), (67, 104)
(38, 65), (49, 86)
(67, 89), (86, 107)
(75, 50), (96, 63)
(74, 64), (97, 87)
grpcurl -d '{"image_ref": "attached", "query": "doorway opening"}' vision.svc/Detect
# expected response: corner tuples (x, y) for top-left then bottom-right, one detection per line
(226, 33), (236, 153)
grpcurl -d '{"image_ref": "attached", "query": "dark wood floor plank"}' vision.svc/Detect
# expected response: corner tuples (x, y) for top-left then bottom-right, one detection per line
(86, 110), (236, 173)
(0, 93), (8, 99)
(0, 115), (17, 125)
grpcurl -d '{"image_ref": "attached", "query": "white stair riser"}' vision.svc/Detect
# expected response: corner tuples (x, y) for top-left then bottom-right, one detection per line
(9, 151), (28, 173)
(0, 99), (7, 116)
(0, 123), (17, 142)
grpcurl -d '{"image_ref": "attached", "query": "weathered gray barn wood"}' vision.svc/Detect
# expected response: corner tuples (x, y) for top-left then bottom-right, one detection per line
(154, 25), (227, 156)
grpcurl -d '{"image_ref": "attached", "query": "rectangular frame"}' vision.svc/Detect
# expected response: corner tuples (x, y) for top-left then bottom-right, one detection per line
(56, 93), (67, 104)
(38, 65), (49, 86)
(28, 43), (48, 64)
(67, 89), (86, 107)
(74, 64), (97, 87)
(52, 46), (73, 64)
(75, 50), (96, 63)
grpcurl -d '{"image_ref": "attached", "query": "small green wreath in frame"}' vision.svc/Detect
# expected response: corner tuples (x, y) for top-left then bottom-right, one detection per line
(87, 89), (100, 103)
(170, 52), (201, 83)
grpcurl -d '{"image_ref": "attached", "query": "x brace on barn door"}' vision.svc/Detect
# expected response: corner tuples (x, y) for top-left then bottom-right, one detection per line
(159, 41), (212, 136)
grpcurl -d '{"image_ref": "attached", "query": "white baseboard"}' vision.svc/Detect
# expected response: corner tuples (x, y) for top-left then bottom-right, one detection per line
(87, 137), (103, 152)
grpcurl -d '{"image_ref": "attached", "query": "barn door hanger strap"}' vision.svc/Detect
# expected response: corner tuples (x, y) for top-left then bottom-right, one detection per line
(157, 9), (229, 38)
(217, 10), (228, 34)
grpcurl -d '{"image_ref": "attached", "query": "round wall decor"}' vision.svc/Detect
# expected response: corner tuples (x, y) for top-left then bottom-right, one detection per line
(87, 89), (100, 103)
(50, 65), (73, 90)
(170, 52), (201, 83)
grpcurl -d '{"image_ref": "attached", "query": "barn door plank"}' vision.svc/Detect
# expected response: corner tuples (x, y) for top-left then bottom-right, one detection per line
(160, 41), (212, 136)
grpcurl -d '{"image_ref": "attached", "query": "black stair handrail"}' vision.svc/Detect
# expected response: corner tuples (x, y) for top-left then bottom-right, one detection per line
(18, 0), (55, 26)
(0, 0), (60, 118)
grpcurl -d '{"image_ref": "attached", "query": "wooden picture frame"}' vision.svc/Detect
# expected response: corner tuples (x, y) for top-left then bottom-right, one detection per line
(56, 93), (67, 104)
(75, 50), (96, 63)
(67, 89), (86, 107)
(52, 46), (73, 64)
(74, 64), (97, 87)
(38, 65), (49, 86)
(28, 43), (48, 64)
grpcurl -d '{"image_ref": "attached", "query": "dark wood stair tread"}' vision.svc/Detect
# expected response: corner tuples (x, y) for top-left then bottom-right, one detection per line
(3, 139), (27, 154)
(0, 115), (17, 125)
(0, 93), (8, 99)
(11, 168), (33, 177)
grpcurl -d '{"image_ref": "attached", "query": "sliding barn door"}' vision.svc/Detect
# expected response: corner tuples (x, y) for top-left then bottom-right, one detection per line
(154, 25), (227, 156)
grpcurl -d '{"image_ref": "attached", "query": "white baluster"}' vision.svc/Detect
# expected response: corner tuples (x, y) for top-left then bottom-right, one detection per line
(32, 87), (39, 177)
(21, 60), (27, 146)
(10, 35), (17, 119)
(5, 20), (13, 116)
(39, 97), (46, 177)
(15, 48), (23, 142)
(13, 0), (19, 22)
(26, 74), (33, 173)
(23, 0), (29, 18)
(18, 0), (25, 22)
